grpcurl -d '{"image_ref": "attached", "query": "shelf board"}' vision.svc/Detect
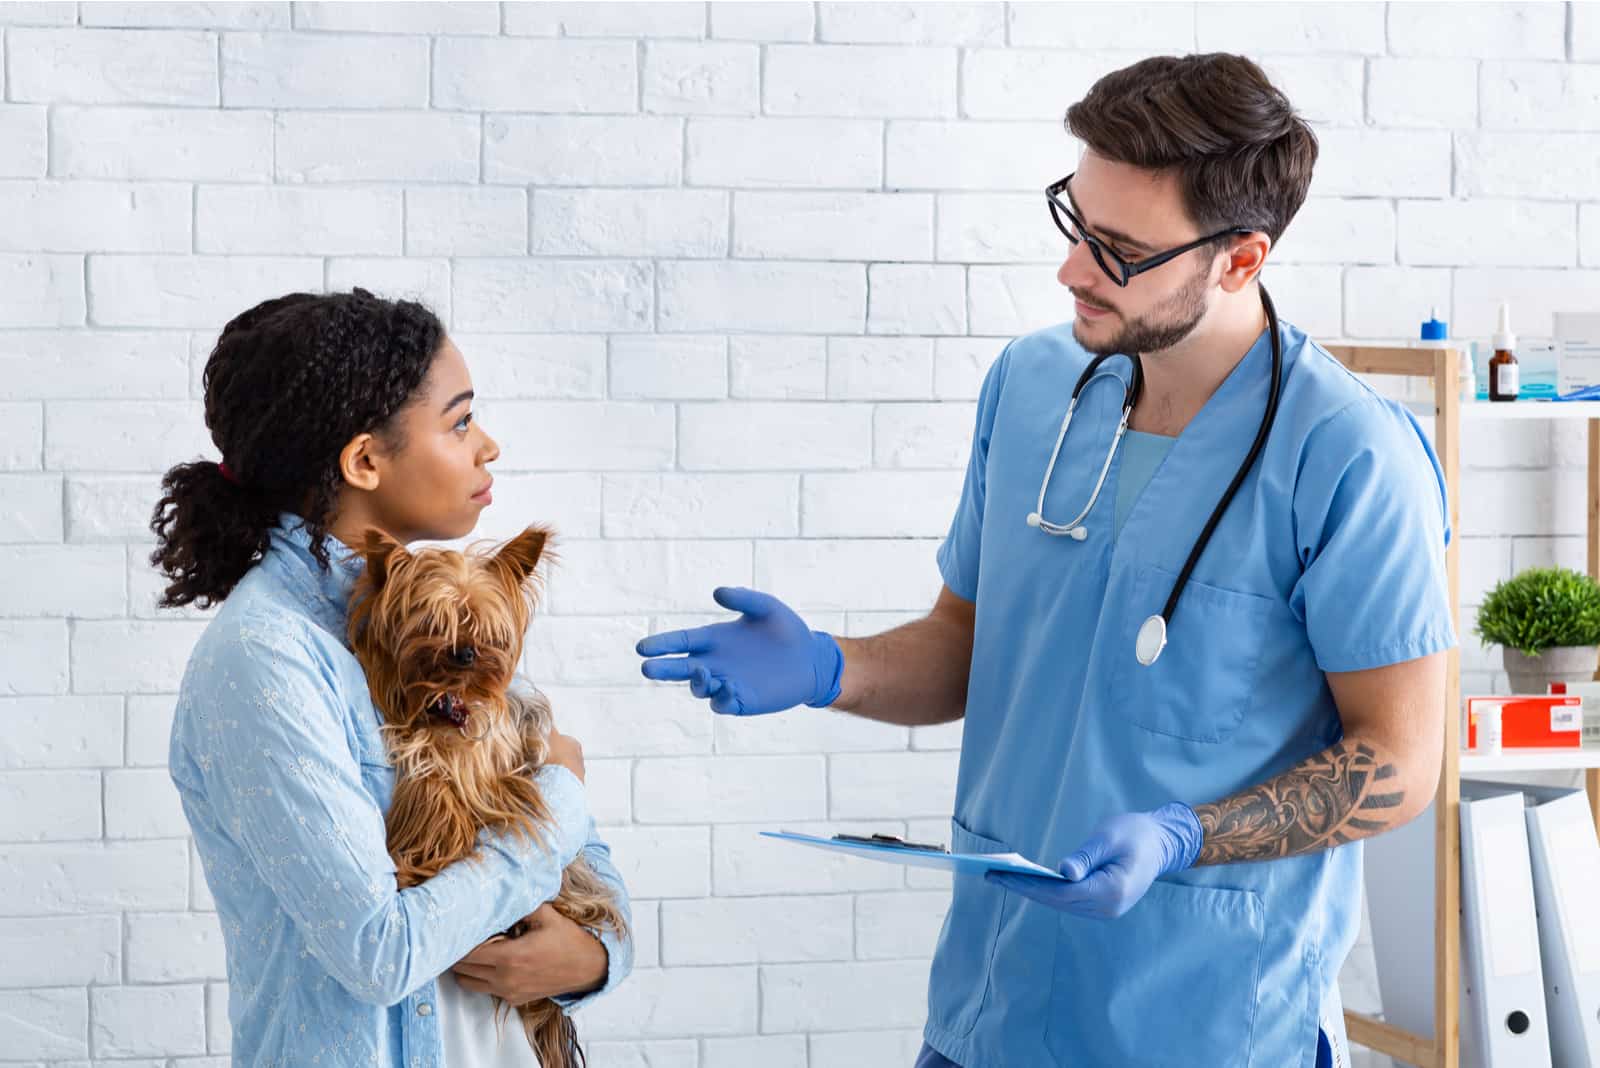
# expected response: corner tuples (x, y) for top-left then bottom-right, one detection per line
(1460, 747), (1600, 773)
(1461, 401), (1600, 420)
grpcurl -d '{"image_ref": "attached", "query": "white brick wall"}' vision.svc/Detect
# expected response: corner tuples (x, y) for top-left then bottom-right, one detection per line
(4, 4), (1592, 1066)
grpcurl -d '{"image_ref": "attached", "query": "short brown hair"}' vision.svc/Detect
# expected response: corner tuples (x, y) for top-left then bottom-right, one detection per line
(1066, 53), (1317, 245)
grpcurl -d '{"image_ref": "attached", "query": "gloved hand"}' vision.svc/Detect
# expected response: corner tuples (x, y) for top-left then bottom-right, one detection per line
(985, 803), (1203, 919)
(635, 587), (843, 716)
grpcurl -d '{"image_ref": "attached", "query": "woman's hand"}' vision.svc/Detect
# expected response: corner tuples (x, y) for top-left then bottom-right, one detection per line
(451, 904), (607, 1003)
(544, 727), (586, 783)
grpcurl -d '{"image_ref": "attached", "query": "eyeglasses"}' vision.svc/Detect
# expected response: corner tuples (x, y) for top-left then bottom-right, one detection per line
(1046, 173), (1252, 288)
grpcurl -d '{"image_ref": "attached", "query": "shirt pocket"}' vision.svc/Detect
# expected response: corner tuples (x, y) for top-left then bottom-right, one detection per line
(1044, 878), (1266, 1067)
(925, 816), (1015, 1041)
(1115, 563), (1274, 743)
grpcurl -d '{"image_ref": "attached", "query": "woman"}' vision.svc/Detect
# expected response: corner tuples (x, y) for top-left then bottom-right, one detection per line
(154, 289), (632, 1065)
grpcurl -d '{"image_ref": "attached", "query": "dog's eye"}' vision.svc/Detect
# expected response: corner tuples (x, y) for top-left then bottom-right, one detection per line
(450, 646), (477, 667)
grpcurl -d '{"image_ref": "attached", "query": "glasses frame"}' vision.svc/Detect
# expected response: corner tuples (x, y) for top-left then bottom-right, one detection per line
(1046, 173), (1253, 288)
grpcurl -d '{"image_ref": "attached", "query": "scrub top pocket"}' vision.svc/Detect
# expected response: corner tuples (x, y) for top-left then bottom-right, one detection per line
(925, 816), (1018, 1040)
(1116, 563), (1273, 743)
(1044, 878), (1266, 1067)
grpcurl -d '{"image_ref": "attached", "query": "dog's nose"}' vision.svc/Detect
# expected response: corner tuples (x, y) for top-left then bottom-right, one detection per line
(451, 647), (477, 667)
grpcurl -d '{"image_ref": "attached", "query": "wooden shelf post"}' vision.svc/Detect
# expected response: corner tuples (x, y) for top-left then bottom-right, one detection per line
(1325, 344), (1463, 1068)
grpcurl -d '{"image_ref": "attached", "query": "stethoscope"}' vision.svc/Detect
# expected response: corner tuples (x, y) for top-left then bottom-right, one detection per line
(1027, 287), (1284, 667)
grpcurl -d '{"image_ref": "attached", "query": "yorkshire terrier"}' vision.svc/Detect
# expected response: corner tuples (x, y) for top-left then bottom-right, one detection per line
(347, 524), (625, 1067)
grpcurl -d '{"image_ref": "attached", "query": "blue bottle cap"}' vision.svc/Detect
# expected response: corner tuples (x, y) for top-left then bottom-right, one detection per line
(1421, 309), (1448, 341)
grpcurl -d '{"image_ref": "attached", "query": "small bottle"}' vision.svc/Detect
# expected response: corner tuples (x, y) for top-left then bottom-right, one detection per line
(1416, 307), (1471, 403)
(1489, 302), (1519, 403)
(1476, 702), (1503, 755)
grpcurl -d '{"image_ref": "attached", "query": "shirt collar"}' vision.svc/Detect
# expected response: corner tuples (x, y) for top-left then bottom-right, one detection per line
(265, 512), (366, 634)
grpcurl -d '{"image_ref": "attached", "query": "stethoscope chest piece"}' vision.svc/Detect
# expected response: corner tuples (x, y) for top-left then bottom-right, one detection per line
(1135, 614), (1167, 667)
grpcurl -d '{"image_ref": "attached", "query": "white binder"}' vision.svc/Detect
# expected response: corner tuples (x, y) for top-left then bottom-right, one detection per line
(1524, 790), (1600, 1067)
(1364, 793), (1439, 1042)
(1460, 787), (1553, 1068)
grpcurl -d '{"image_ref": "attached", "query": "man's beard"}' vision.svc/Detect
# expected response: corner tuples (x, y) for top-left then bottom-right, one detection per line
(1073, 260), (1211, 357)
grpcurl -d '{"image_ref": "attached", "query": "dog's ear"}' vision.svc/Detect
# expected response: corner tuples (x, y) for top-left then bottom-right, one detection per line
(492, 525), (550, 585)
(359, 528), (410, 588)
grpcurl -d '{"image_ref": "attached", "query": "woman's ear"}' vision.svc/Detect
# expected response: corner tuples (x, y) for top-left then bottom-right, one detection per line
(492, 525), (551, 586)
(339, 432), (382, 492)
(361, 528), (409, 588)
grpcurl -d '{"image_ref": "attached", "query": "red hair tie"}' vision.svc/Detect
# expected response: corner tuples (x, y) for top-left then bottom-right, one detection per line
(218, 461), (240, 486)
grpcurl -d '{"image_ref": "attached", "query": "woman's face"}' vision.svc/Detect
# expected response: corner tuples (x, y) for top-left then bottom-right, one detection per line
(361, 338), (500, 545)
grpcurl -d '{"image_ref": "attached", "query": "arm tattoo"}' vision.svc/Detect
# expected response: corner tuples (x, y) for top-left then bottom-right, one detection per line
(1191, 740), (1406, 866)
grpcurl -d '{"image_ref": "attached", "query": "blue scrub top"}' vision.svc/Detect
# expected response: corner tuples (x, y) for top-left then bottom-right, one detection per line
(924, 317), (1456, 1068)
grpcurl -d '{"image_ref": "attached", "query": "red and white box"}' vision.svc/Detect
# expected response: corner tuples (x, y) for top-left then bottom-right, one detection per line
(1464, 694), (1584, 750)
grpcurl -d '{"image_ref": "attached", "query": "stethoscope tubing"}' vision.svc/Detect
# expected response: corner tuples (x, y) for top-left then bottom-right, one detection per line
(1030, 287), (1284, 665)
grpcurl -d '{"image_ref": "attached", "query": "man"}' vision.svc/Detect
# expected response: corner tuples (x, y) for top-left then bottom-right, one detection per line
(637, 54), (1453, 1067)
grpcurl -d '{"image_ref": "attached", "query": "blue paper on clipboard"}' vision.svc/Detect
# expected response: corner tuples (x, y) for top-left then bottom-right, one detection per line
(760, 830), (1066, 880)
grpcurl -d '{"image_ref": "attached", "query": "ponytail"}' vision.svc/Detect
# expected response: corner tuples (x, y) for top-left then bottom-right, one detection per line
(149, 459), (279, 609)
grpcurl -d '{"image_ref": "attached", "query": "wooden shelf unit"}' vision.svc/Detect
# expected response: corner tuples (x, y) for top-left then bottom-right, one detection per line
(1327, 344), (1600, 1068)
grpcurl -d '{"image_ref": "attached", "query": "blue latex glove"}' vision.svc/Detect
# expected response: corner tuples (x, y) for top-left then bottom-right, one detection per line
(635, 587), (843, 716)
(985, 803), (1204, 919)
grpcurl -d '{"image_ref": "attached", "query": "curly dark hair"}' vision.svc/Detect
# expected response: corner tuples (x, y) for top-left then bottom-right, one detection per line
(150, 288), (445, 609)
(1066, 53), (1318, 245)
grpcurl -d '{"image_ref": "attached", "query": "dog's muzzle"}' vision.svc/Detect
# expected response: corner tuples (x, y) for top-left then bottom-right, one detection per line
(426, 693), (470, 729)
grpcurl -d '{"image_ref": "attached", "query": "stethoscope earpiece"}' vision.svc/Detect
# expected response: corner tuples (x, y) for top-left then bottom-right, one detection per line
(1068, 527), (1087, 541)
(1026, 512), (1041, 528)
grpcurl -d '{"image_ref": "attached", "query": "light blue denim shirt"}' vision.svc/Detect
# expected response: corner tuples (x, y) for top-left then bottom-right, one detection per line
(169, 513), (632, 1067)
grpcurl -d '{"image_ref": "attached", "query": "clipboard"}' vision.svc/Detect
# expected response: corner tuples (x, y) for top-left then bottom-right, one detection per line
(760, 830), (1065, 880)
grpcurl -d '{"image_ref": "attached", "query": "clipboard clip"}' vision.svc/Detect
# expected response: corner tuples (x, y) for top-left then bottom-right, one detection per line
(832, 832), (948, 854)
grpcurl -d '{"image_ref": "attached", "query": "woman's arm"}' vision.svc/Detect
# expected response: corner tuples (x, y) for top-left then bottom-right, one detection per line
(552, 821), (634, 1006)
(181, 618), (592, 1007)
(452, 819), (636, 1006)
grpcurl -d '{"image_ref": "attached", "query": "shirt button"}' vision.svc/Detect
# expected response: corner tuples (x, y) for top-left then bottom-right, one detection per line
(416, 1002), (433, 1017)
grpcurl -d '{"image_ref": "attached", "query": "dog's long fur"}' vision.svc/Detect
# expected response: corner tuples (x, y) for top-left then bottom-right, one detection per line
(347, 525), (626, 1067)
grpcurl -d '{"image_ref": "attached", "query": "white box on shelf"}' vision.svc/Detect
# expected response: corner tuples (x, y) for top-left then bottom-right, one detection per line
(1557, 313), (1600, 396)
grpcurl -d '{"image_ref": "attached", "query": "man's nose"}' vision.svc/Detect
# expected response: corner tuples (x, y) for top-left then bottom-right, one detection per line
(1058, 239), (1103, 293)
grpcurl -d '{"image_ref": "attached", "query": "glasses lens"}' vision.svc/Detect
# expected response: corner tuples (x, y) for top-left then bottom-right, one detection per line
(1087, 242), (1127, 287)
(1047, 196), (1079, 245)
(1049, 194), (1129, 286)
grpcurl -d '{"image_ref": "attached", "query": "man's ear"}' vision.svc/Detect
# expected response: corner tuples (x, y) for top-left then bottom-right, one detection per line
(1218, 231), (1271, 293)
(492, 525), (551, 585)
(360, 528), (409, 588)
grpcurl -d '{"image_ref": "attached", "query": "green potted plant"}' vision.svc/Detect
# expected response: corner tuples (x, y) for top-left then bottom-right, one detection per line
(1475, 566), (1600, 692)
